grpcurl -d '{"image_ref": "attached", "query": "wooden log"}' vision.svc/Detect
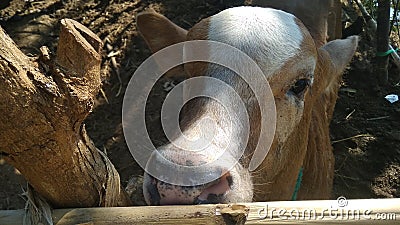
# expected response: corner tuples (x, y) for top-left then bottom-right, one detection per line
(0, 199), (399, 225)
(0, 19), (130, 208)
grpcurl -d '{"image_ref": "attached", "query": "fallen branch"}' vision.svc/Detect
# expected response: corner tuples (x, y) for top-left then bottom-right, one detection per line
(332, 134), (373, 144)
(366, 115), (391, 121)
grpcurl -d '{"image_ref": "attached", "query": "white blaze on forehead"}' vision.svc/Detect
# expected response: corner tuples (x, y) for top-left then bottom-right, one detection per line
(208, 7), (304, 77)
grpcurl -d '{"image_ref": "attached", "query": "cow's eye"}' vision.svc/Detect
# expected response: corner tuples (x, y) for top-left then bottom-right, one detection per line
(289, 78), (310, 97)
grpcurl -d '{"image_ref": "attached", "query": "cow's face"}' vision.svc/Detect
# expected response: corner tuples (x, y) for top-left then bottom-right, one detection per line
(136, 6), (358, 205)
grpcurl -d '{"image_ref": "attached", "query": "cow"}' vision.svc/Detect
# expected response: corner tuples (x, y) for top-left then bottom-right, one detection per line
(135, 2), (358, 205)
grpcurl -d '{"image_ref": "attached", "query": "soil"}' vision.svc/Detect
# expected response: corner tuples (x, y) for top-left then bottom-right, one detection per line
(0, 0), (399, 210)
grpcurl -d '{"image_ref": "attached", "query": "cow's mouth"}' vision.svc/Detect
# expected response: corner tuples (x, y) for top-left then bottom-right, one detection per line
(143, 172), (233, 205)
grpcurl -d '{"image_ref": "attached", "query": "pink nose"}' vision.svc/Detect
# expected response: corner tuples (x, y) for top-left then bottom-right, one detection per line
(142, 149), (233, 205)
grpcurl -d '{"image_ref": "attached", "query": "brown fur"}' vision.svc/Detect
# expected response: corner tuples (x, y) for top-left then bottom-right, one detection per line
(298, 38), (358, 199)
(136, 9), (187, 79)
(184, 17), (210, 78)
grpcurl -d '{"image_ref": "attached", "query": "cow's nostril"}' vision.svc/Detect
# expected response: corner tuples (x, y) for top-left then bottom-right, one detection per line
(194, 172), (232, 204)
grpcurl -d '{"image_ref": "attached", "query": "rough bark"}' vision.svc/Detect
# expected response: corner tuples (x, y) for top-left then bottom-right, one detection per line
(376, 0), (390, 85)
(0, 19), (131, 208)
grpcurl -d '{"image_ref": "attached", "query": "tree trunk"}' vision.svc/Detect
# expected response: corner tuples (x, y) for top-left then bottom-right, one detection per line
(376, 0), (390, 85)
(327, 0), (342, 41)
(0, 19), (131, 208)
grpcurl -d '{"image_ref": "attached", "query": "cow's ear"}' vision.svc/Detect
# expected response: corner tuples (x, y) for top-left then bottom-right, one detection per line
(320, 35), (359, 73)
(136, 9), (188, 53)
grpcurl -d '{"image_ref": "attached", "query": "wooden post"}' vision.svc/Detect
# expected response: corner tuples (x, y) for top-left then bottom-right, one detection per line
(0, 20), (131, 208)
(376, 0), (390, 85)
(328, 0), (343, 40)
(0, 199), (399, 225)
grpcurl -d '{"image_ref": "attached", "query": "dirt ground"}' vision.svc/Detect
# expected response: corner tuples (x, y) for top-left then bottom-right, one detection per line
(0, 0), (399, 210)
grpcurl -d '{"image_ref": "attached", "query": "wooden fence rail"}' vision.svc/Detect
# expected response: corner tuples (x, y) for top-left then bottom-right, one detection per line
(0, 198), (399, 225)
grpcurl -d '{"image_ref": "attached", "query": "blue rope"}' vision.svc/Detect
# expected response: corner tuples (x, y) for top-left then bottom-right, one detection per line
(376, 48), (398, 57)
(291, 167), (304, 201)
